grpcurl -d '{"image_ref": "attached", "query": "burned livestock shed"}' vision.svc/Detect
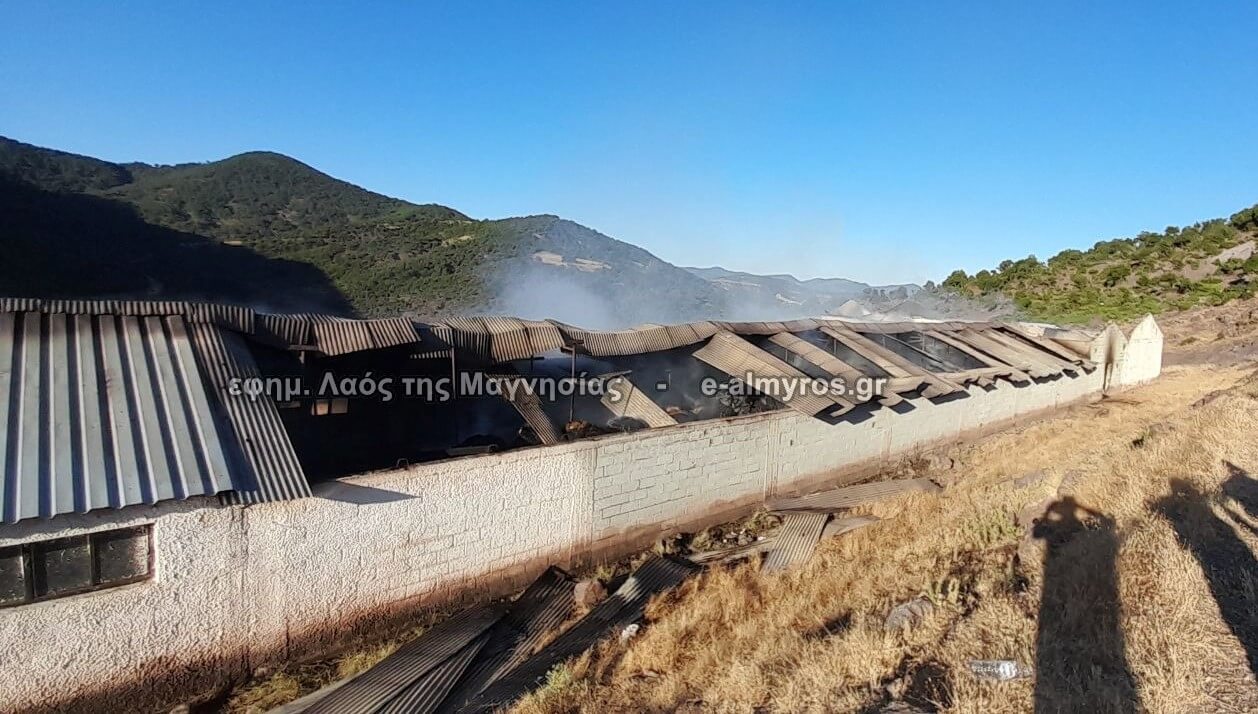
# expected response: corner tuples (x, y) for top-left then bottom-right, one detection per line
(0, 297), (1142, 714)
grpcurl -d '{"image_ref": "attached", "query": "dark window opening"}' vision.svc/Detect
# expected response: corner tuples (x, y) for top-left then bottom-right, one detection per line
(0, 525), (153, 608)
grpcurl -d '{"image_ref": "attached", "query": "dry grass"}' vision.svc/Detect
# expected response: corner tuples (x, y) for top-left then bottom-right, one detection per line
(514, 364), (1258, 713)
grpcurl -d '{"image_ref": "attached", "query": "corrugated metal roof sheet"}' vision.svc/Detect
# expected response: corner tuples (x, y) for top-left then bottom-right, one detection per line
(761, 511), (828, 573)
(955, 329), (1059, 379)
(438, 566), (576, 711)
(999, 323), (1095, 369)
(467, 556), (699, 711)
(600, 376), (678, 429)
(440, 317), (566, 363)
(766, 333), (906, 406)
(551, 321), (709, 357)
(487, 376), (562, 446)
(692, 331), (854, 417)
(0, 298), (253, 332)
(305, 605), (506, 714)
(924, 330), (1032, 384)
(376, 633), (490, 714)
(819, 326), (960, 399)
(0, 312), (237, 523)
(187, 324), (312, 504)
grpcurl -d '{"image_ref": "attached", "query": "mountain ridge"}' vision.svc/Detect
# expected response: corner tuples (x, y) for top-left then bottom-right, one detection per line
(0, 136), (887, 327)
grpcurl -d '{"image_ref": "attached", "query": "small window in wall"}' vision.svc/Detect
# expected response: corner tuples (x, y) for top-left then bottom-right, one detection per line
(312, 398), (349, 416)
(0, 525), (152, 608)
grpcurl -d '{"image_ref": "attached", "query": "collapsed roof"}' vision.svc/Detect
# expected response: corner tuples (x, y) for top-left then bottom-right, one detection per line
(0, 298), (1094, 523)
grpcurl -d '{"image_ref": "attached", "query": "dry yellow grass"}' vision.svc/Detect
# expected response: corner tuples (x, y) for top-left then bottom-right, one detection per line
(514, 364), (1258, 713)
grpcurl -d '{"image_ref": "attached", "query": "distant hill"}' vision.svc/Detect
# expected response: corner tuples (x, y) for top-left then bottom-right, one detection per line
(0, 136), (900, 327)
(683, 266), (920, 315)
(941, 207), (1258, 324)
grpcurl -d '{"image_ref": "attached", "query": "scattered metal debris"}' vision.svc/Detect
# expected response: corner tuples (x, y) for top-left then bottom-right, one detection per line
(768, 478), (942, 513)
(761, 512), (830, 573)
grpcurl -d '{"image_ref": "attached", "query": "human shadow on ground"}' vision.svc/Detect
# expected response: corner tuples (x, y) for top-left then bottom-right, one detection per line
(1156, 477), (1258, 678)
(1032, 498), (1139, 714)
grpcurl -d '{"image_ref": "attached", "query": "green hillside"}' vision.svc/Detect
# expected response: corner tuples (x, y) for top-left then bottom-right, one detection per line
(0, 136), (724, 322)
(941, 206), (1258, 324)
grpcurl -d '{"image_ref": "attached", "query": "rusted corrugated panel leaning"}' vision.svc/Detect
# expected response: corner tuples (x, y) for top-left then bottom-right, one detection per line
(187, 323), (313, 504)
(0, 312), (237, 523)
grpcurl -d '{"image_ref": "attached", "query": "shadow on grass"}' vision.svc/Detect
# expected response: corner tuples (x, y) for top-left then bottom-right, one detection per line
(1033, 498), (1139, 714)
(1156, 477), (1258, 679)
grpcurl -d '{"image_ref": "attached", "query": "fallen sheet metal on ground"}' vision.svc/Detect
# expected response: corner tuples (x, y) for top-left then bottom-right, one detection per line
(302, 606), (506, 714)
(761, 511), (830, 572)
(464, 555), (701, 711)
(687, 536), (779, 565)
(282, 558), (697, 714)
(768, 478), (941, 513)
(821, 514), (881, 539)
(436, 567), (577, 711)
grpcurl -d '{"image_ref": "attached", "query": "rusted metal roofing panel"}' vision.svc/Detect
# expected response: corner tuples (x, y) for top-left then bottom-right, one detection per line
(481, 316), (544, 363)
(365, 318), (423, 351)
(818, 326), (961, 399)
(925, 330), (1032, 384)
(187, 323), (312, 504)
(761, 511), (828, 573)
(488, 376), (562, 446)
(256, 313), (312, 347)
(468, 556), (700, 711)
(550, 321), (707, 357)
(0, 312), (236, 523)
(305, 605), (506, 714)
(438, 317), (564, 363)
(769, 478), (942, 513)
(692, 331), (853, 417)
(715, 320), (786, 335)
(439, 567), (576, 711)
(600, 376), (678, 428)
(310, 317), (376, 357)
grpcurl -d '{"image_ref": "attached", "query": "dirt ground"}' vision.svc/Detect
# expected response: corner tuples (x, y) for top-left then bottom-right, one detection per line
(515, 319), (1258, 712)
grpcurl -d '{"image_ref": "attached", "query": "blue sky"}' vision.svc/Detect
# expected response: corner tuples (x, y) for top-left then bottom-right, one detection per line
(3, 2), (1256, 285)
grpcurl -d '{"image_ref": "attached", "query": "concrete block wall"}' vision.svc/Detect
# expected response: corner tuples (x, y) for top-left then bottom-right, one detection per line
(0, 322), (1161, 714)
